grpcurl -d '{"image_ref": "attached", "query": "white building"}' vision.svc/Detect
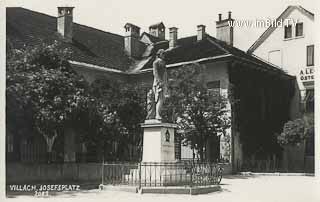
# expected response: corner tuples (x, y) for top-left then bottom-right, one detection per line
(248, 5), (315, 172)
(248, 5), (315, 107)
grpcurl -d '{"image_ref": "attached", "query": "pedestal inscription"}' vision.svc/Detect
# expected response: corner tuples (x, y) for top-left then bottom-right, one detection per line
(141, 121), (177, 162)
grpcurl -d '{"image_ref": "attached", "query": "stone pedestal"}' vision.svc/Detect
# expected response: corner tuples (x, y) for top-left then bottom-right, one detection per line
(141, 120), (178, 162)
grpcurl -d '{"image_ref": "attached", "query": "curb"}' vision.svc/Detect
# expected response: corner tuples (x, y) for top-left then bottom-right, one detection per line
(239, 172), (315, 176)
(140, 185), (221, 195)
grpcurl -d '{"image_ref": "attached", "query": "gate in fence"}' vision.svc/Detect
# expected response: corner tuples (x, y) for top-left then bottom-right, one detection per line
(101, 161), (223, 187)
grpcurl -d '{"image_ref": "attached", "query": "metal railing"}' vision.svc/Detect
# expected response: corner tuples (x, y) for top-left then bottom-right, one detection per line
(101, 161), (223, 187)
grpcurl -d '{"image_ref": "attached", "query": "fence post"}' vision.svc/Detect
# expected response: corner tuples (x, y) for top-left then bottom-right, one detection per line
(190, 163), (193, 188)
(101, 155), (104, 186)
(138, 163), (142, 189)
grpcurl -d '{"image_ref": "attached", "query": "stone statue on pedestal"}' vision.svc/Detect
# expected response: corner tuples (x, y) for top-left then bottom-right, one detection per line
(146, 49), (168, 121)
(142, 50), (178, 164)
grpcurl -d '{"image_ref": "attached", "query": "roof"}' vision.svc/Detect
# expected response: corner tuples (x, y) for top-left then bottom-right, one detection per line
(165, 36), (226, 65)
(140, 32), (164, 43)
(6, 7), (292, 78)
(6, 7), (132, 71)
(149, 22), (165, 29)
(247, 5), (314, 54)
(124, 23), (140, 29)
(139, 34), (290, 77)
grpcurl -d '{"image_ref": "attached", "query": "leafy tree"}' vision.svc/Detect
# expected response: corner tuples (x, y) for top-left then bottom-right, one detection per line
(88, 79), (146, 161)
(277, 116), (314, 146)
(7, 40), (146, 163)
(6, 41), (91, 162)
(161, 63), (231, 162)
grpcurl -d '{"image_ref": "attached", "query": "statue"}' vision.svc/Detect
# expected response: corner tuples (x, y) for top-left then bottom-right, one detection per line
(146, 89), (155, 119)
(146, 49), (168, 121)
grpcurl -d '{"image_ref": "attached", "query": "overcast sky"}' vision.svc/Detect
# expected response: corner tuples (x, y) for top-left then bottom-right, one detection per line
(3, 0), (316, 51)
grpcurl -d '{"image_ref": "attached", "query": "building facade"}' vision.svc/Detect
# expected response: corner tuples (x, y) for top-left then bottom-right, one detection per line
(248, 5), (315, 109)
(248, 5), (315, 171)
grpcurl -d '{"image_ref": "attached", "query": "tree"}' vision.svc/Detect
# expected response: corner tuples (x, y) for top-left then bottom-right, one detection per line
(6, 41), (91, 162)
(7, 40), (147, 163)
(161, 63), (231, 162)
(277, 117), (314, 146)
(88, 79), (146, 161)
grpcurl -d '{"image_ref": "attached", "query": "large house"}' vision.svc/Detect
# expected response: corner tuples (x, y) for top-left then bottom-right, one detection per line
(6, 7), (299, 176)
(248, 5), (315, 172)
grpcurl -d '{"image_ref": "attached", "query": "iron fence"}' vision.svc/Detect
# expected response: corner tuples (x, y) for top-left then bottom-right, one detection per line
(101, 161), (223, 187)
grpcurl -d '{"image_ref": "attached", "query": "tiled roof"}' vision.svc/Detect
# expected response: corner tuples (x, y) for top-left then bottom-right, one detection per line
(6, 7), (132, 71)
(165, 36), (227, 65)
(149, 22), (165, 29)
(140, 32), (164, 43)
(141, 35), (288, 76)
(6, 7), (291, 77)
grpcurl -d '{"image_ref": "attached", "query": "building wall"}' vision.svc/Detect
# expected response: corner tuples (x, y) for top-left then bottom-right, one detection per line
(252, 9), (315, 96)
(64, 60), (245, 173)
(251, 8), (315, 172)
(205, 61), (233, 165)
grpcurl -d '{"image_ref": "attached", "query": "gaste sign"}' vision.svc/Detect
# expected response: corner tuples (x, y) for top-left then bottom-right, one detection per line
(299, 67), (314, 82)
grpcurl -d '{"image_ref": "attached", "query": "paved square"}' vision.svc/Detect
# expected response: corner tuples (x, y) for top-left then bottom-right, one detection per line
(6, 175), (319, 202)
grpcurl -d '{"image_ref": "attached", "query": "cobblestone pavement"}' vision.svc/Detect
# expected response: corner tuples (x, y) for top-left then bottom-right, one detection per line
(6, 175), (319, 202)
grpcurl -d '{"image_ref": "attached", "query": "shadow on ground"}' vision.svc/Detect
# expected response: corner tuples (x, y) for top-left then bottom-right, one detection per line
(223, 174), (259, 179)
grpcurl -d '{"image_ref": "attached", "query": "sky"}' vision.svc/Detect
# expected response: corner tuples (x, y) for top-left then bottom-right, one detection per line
(2, 0), (317, 51)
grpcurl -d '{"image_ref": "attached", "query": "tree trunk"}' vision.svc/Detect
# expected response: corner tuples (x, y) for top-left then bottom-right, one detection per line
(43, 131), (58, 163)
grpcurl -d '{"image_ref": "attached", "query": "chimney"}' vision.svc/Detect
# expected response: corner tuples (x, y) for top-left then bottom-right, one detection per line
(57, 7), (74, 42)
(149, 22), (166, 41)
(169, 27), (178, 48)
(197, 25), (206, 41)
(124, 23), (144, 57)
(216, 11), (234, 46)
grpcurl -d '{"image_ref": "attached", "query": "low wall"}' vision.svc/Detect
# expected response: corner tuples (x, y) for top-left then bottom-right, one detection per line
(6, 163), (102, 184)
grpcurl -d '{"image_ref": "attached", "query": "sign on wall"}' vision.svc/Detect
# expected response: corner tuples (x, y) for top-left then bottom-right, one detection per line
(299, 67), (314, 82)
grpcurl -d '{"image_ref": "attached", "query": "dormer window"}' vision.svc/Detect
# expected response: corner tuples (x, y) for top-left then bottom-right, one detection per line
(284, 25), (292, 39)
(295, 23), (303, 37)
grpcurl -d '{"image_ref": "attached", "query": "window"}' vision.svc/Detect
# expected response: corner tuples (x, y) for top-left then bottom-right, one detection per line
(307, 45), (314, 66)
(284, 25), (292, 39)
(295, 23), (303, 37)
(207, 81), (220, 96)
